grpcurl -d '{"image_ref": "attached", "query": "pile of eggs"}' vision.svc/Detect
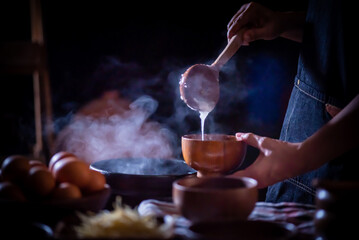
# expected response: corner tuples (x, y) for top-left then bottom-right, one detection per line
(0, 152), (106, 202)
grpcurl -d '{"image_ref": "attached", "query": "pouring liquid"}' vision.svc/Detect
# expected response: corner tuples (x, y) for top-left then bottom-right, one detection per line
(199, 111), (209, 141)
(193, 98), (214, 141)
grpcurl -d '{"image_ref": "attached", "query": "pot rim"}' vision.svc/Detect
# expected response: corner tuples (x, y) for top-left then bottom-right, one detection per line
(90, 158), (197, 177)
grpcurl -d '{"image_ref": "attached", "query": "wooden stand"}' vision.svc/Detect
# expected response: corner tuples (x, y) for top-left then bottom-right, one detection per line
(0, 0), (54, 160)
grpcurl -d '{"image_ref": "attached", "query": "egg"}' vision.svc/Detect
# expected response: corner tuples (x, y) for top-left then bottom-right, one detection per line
(29, 160), (47, 169)
(0, 181), (26, 201)
(52, 157), (91, 188)
(26, 166), (56, 197)
(49, 151), (76, 172)
(52, 182), (82, 200)
(1, 155), (30, 184)
(82, 169), (106, 194)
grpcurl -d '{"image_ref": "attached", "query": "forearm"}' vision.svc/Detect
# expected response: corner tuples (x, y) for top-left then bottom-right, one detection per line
(299, 95), (359, 171)
(277, 11), (306, 43)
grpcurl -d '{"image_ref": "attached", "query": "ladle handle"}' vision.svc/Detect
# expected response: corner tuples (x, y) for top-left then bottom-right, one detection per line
(211, 29), (245, 71)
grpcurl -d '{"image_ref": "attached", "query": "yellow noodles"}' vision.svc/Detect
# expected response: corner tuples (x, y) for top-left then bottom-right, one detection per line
(75, 198), (173, 239)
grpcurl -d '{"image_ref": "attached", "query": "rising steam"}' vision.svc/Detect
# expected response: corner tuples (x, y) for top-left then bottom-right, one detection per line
(55, 91), (174, 164)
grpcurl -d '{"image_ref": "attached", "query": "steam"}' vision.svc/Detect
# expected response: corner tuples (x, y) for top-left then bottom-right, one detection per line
(92, 158), (194, 176)
(54, 52), (290, 165)
(55, 93), (174, 164)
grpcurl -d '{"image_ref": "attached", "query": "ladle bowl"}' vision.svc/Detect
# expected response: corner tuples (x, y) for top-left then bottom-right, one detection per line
(179, 64), (219, 112)
(179, 29), (245, 112)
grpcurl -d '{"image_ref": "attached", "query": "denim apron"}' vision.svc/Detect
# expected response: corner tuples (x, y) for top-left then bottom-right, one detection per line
(265, 0), (358, 204)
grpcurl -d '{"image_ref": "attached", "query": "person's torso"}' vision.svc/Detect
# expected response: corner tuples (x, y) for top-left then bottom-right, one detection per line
(266, 0), (358, 204)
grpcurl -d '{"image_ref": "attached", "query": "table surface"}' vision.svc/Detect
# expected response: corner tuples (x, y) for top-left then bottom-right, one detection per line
(0, 198), (317, 239)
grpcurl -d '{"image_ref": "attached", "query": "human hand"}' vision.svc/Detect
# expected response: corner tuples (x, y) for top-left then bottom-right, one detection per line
(227, 2), (305, 44)
(229, 132), (307, 188)
(227, 2), (282, 45)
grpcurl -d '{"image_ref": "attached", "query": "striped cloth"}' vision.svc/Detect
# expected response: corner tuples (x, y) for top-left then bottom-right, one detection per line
(138, 200), (316, 237)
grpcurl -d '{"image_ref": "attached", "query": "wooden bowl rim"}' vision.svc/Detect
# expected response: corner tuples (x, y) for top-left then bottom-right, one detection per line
(173, 176), (257, 193)
(182, 134), (242, 142)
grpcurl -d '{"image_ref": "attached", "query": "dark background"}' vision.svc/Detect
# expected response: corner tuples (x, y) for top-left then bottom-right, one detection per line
(0, 0), (307, 175)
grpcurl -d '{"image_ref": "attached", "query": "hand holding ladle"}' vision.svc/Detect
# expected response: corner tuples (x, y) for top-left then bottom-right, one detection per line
(179, 29), (246, 112)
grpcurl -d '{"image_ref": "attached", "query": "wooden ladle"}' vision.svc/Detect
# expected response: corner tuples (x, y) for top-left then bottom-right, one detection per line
(179, 29), (245, 112)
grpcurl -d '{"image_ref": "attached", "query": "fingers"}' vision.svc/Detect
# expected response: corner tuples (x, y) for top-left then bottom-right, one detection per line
(227, 2), (279, 44)
(325, 103), (342, 117)
(227, 3), (253, 40)
(243, 27), (267, 43)
(236, 132), (264, 149)
(227, 4), (247, 30)
(232, 27), (271, 46)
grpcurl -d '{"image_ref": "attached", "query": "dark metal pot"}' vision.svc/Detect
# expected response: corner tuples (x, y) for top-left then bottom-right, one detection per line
(90, 158), (196, 207)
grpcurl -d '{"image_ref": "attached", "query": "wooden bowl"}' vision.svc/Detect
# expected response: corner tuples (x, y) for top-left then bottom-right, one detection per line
(173, 176), (257, 223)
(46, 184), (111, 212)
(0, 185), (111, 225)
(182, 134), (246, 177)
